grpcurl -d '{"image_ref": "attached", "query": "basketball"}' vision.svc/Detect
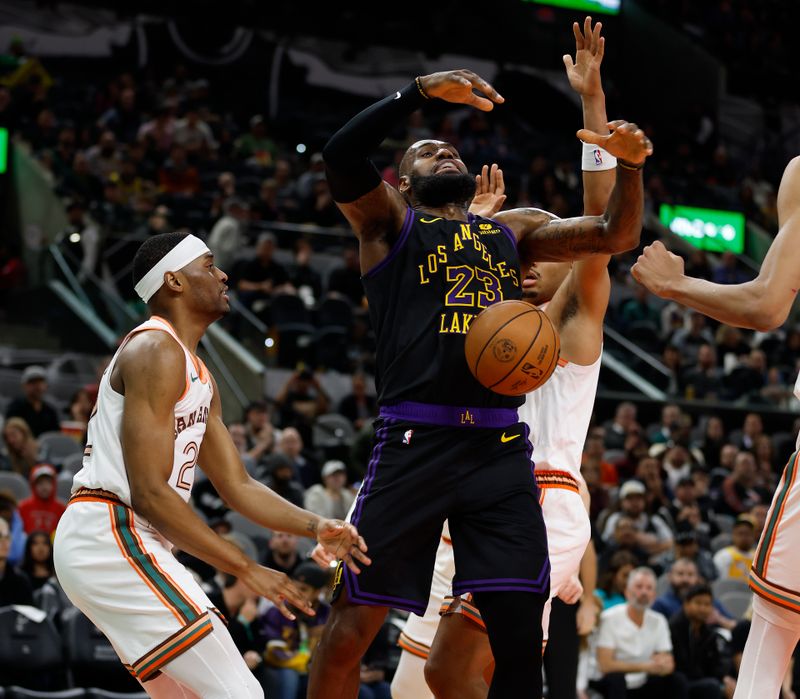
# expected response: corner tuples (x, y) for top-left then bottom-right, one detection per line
(465, 300), (561, 396)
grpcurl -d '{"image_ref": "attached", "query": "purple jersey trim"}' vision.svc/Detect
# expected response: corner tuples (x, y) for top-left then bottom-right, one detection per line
(362, 206), (415, 279)
(379, 401), (518, 428)
(452, 559), (551, 596)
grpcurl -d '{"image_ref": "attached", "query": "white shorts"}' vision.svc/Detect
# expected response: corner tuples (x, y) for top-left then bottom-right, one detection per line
(53, 489), (217, 682)
(750, 451), (800, 613)
(399, 477), (590, 656)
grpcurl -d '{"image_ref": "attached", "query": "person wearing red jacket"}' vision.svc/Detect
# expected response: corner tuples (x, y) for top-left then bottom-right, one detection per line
(18, 463), (66, 535)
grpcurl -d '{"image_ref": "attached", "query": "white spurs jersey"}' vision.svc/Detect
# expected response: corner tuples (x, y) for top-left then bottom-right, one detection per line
(518, 352), (602, 482)
(72, 316), (213, 506)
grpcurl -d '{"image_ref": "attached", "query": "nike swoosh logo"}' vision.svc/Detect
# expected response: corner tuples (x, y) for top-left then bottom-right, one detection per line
(190, 374), (199, 383)
(500, 432), (520, 443)
(393, 91), (401, 100)
(420, 217), (443, 223)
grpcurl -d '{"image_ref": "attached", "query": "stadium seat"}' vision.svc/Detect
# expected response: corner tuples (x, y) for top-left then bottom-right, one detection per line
(717, 590), (752, 619)
(56, 473), (74, 503)
(61, 608), (141, 693)
(59, 452), (84, 476)
(710, 532), (733, 552)
(712, 577), (750, 599)
(269, 294), (317, 367)
(37, 433), (82, 468)
(0, 472), (31, 501)
(5, 689), (86, 698)
(0, 606), (67, 690)
(655, 573), (671, 597)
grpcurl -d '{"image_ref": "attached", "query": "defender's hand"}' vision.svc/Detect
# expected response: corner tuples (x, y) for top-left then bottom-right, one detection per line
(577, 120), (653, 166)
(631, 240), (685, 298)
(316, 519), (371, 574)
(563, 16), (605, 99)
(557, 575), (584, 605)
(241, 564), (315, 620)
(310, 542), (337, 569)
(469, 164), (506, 218)
(419, 70), (504, 112)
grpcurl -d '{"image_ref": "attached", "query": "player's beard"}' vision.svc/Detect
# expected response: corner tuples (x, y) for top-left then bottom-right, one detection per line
(410, 173), (476, 208)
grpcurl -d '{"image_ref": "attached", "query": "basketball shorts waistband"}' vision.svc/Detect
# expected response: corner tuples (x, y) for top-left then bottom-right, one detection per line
(534, 470), (580, 493)
(379, 401), (519, 428)
(68, 487), (127, 507)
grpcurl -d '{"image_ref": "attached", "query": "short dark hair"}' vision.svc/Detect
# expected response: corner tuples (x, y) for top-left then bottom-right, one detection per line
(683, 583), (712, 602)
(132, 231), (190, 290)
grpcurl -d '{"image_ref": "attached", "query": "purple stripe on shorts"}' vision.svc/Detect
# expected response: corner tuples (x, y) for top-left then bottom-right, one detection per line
(362, 207), (414, 279)
(379, 401), (518, 428)
(350, 422), (390, 527)
(453, 559), (551, 595)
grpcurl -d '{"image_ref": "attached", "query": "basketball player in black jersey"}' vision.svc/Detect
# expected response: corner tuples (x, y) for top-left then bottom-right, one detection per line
(309, 70), (652, 699)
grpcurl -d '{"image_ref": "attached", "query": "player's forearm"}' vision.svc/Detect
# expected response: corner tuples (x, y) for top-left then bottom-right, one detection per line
(579, 538), (598, 599)
(581, 94), (615, 216)
(598, 655), (651, 675)
(662, 275), (780, 331)
(131, 484), (252, 577)
(600, 166), (643, 253)
(225, 477), (322, 539)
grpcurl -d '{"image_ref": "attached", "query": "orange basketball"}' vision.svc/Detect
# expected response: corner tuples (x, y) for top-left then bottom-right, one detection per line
(465, 300), (560, 396)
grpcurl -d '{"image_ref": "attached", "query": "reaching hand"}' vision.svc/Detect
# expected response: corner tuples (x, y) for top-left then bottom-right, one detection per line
(469, 164), (507, 218)
(316, 519), (371, 574)
(631, 240), (686, 297)
(576, 596), (600, 636)
(563, 16), (605, 99)
(419, 70), (504, 112)
(241, 564), (315, 621)
(310, 542), (337, 569)
(557, 574), (584, 605)
(577, 120), (653, 166)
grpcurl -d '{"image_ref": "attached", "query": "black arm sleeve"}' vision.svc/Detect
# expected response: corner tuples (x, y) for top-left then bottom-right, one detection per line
(322, 81), (428, 203)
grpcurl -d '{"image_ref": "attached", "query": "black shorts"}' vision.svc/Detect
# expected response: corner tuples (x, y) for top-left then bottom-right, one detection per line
(334, 405), (550, 614)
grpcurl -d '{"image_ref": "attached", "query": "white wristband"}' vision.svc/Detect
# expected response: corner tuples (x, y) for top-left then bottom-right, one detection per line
(581, 141), (617, 171)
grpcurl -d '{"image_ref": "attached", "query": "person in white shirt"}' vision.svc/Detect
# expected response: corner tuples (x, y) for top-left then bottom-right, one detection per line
(594, 567), (688, 699)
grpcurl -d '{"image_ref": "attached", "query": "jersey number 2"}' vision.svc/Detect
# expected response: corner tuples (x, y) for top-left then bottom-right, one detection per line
(176, 441), (198, 491)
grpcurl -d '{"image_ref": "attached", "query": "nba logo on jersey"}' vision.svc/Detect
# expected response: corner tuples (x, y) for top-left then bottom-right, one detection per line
(593, 148), (603, 166)
(403, 429), (414, 445)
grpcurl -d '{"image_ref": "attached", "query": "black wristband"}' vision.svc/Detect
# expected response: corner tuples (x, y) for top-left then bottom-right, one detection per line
(618, 159), (645, 171)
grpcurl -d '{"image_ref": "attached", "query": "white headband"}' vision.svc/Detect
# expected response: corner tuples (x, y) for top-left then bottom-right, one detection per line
(134, 234), (211, 303)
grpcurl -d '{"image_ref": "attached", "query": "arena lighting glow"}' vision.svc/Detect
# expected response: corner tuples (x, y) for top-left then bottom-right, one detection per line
(659, 204), (745, 254)
(296, 143), (307, 154)
(523, 0), (621, 16)
(0, 128), (7, 175)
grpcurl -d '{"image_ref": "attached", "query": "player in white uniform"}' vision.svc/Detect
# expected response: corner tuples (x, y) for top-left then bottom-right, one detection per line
(54, 232), (369, 699)
(391, 18), (618, 698)
(632, 157), (800, 699)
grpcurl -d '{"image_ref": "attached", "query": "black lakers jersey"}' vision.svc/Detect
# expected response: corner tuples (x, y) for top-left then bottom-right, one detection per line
(362, 207), (524, 409)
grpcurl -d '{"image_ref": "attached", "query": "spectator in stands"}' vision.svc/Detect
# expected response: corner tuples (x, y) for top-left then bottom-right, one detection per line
(18, 463), (65, 535)
(242, 400), (278, 455)
(84, 129), (122, 179)
(602, 480), (674, 557)
(682, 344), (723, 400)
(262, 453), (305, 509)
(662, 344), (685, 397)
(714, 452), (769, 517)
(0, 491), (25, 566)
(275, 426), (319, 489)
(723, 350), (767, 401)
(583, 432), (619, 486)
(0, 515), (33, 606)
(137, 102), (175, 152)
(598, 515), (651, 572)
(304, 460), (355, 521)
(261, 562), (331, 699)
(652, 558), (703, 619)
(328, 245), (364, 308)
(672, 311), (715, 364)
(263, 530), (302, 578)
(648, 404), (683, 445)
(251, 178), (282, 222)
(337, 373), (377, 431)
(272, 159), (300, 217)
(713, 516), (756, 582)
(603, 402), (640, 451)
(236, 231), (291, 313)
(62, 387), (92, 441)
(157, 144), (200, 195)
(712, 251), (750, 285)
(669, 584), (736, 699)
(289, 239), (323, 305)
(2, 416), (40, 476)
(618, 284), (661, 332)
(19, 529), (56, 591)
(695, 417), (726, 470)
(235, 114), (277, 167)
(6, 366), (60, 437)
(597, 550), (638, 611)
(296, 152), (327, 204)
(656, 528), (718, 585)
(208, 171), (237, 219)
(226, 423), (257, 474)
(173, 105), (216, 158)
(661, 446), (694, 493)
(58, 199), (102, 283)
(752, 434), (778, 490)
(683, 249), (713, 281)
(207, 196), (250, 275)
(730, 413), (763, 452)
(718, 444), (739, 474)
(97, 85), (141, 144)
(594, 567), (687, 699)
(715, 326), (751, 367)
(582, 456), (611, 524)
(275, 371), (330, 455)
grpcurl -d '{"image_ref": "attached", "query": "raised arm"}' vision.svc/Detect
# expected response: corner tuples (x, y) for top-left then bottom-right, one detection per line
(118, 332), (315, 618)
(323, 70), (503, 271)
(498, 120), (651, 264)
(631, 156), (800, 331)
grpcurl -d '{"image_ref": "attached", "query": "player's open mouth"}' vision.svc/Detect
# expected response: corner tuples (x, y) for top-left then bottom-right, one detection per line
(522, 275), (538, 289)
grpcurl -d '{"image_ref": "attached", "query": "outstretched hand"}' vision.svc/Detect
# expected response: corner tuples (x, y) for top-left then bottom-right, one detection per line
(631, 240), (685, 297)
(577, 120), (653, 166)
(316, 519), (371, 574)
(563, 16), (605, 98)
(419, 70), (504, 112)
(470, 164), (507, 218)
